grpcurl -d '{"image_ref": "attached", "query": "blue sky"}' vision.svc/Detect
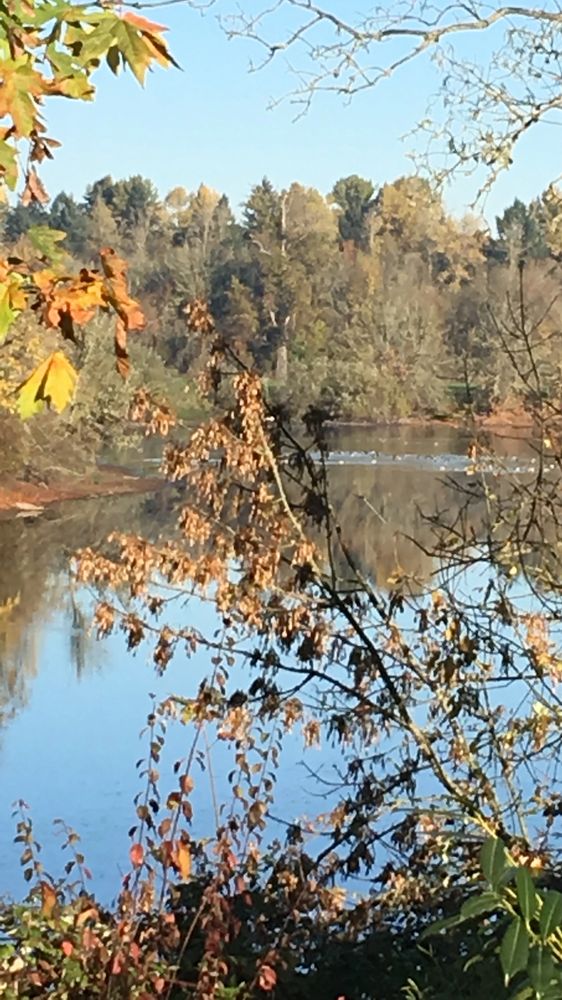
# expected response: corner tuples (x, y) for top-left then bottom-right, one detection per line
(40, 3), (562, 226)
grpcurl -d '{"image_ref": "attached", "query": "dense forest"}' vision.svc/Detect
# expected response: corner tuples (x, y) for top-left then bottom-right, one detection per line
(3, 173), (562, 449)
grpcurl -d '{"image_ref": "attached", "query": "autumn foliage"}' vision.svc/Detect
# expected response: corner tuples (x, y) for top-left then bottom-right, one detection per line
(7, 2), (562, 999)
(0, 0), (175, 419)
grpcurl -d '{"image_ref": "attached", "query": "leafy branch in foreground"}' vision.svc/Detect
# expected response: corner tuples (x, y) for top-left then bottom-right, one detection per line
(0, 0), (178, 417)
(426, 836), (562, 998)
(64, 291), (562, 995)
(0, 0), (178, 203)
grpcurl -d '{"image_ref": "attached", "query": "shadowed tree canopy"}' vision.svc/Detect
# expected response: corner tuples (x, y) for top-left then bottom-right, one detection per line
(85, 175), (160, 234)
(243, 178), (283, 250)
(494, 197), (549, 262)
(331, 175), (375, 249)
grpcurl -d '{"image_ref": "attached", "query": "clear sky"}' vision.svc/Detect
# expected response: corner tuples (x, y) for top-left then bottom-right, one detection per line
(40, 2), (562, 226)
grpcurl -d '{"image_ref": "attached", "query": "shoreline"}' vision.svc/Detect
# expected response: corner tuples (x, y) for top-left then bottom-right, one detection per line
(0, 410), (538, 516)
(0, 465), (165, 517)
(326, 411), (536, 432)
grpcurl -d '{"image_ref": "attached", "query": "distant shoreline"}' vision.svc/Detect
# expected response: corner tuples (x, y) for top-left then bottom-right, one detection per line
(327, 409), (536, 431)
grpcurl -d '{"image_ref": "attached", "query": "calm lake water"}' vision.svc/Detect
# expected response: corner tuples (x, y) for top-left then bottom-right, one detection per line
(0, 426), (538, 901)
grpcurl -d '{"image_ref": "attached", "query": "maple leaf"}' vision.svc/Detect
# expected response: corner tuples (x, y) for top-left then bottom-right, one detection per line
(34, 268), (106, 339)
(27, 225), (67, 265)
(115, 12), (180, 83)
(44, 75), (95, 100)
(0, 58), (44, 137)
(17, 350), (78, 418)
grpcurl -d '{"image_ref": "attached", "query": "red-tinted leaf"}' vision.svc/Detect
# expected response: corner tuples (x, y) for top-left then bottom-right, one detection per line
(129, 842), (144, 868)
(258, 965), (277, 992)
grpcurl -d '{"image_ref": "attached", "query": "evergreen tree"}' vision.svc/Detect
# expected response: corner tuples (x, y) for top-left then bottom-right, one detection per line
(331, 175), (375, 249)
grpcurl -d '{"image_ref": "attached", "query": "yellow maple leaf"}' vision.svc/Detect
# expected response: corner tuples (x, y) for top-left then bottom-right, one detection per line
(17, 351), (78, 419)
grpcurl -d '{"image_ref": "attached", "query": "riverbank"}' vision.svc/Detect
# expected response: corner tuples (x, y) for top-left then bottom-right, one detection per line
(0, 465), (165, 517)
(327, 405), (536, 431)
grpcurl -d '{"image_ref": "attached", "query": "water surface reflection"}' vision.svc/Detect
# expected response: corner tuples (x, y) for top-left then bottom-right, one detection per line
(0, 428), (536, 898)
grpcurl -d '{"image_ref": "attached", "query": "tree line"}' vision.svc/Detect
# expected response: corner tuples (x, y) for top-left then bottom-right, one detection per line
(3, 174), (562, 424)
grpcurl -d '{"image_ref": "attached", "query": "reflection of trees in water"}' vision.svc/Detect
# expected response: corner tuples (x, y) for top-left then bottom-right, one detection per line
(0, 460), (492, 728)
(0, 447), (532, 726)
(309, 427), (536, 589)
(326, 464), (472, 589)
(0, 492), (174, 726)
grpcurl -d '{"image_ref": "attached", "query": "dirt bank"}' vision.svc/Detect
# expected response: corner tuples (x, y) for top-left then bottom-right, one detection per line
(0, 465), (165, 517)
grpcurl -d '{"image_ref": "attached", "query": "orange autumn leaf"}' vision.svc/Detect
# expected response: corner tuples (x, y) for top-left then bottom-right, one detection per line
(118, 11), (180, 80)
(129, 842), (144, 868)
(121, 11), (169, 35)
(174, 840), (191, 881)
(100, 248), (145, 377)
(61, 940), (74, 957)
(75, 905), (98, 928)
(39, 271), (106, 339)
(100, 248), (145, 329)
(33, 269), (57, 295)
(17, 350), (78, 418)
(40, 881), (57, 918)
(0, 60), (45, 137)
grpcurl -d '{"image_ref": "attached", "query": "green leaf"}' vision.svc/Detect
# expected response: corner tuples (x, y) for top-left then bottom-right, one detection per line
(500, 917), (529, 986)
(27, 225), (67, 264)
(508, 986), (534, 1000)
(106, 44), (120, 75)
(463, 953), (485, 972)
(0, 271), (25, 341)
(0, 58), (42, 136)
(0, 138), (18, 190)
(460, 890), (499, 920)
(113, 21), (152, 85)
(52, 73), (95, 99)
(516, 867), (538, 924)
(540, 891), (562, 941)
(0, 293), (16, 341)
(419, 912), (465, 938)
(528, 946), (556, 995)
(481, 837), (509, 888)
(65, 19), (116, 64)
